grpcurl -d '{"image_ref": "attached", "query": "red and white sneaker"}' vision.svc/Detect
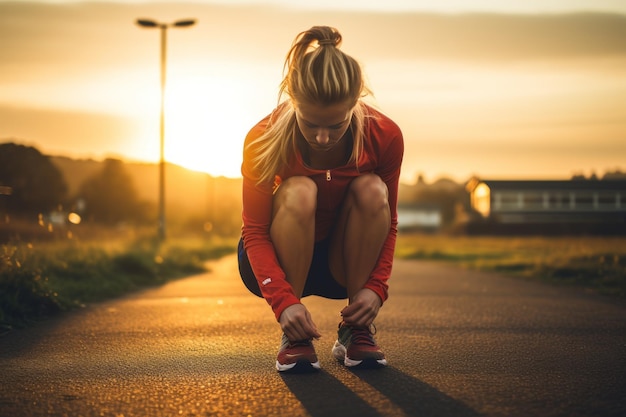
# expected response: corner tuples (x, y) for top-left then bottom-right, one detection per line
(332, 322), (387, 368)
(276, 334), (321, 372)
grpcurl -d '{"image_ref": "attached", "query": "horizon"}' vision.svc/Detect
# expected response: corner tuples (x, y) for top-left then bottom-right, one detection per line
(38, 148), (626, 186)
(1, 1), (625, 183)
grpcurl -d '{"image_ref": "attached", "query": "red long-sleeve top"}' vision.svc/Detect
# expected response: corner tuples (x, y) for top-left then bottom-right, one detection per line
(241, 104), (404, 321)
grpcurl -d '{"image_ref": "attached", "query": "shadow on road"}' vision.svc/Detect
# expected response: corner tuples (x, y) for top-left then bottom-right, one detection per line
(281, 366), (481, 417)
(281, 370), (379, 417)
(351, 366), (482, 417)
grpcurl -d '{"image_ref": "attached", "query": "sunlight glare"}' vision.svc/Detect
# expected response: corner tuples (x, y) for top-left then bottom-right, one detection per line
(162, 74), (257, 177)
(128, 62), (278, 177)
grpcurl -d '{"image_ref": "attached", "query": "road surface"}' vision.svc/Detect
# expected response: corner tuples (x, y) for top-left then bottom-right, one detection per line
(1, 255), (625, 416)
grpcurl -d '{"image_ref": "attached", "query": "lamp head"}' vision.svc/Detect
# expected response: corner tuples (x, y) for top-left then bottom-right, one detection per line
(174, 19), (196, 27)
(136, 19), (159, 28)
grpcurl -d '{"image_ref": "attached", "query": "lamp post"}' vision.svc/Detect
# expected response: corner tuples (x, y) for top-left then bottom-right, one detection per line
(136, 18), (196, 241)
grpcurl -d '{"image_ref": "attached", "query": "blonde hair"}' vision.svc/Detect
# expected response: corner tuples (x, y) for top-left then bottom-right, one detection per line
(247, 26), (372, 184)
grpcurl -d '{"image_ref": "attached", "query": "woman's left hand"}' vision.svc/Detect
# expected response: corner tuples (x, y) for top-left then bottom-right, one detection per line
(340, 288), (382, 327)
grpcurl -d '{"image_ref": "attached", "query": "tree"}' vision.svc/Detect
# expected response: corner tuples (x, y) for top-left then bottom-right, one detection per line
(78, 158), (147, 224)
(0, 142), (68, 216)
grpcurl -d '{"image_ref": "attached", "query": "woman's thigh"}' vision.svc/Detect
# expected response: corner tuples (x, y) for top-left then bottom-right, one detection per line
(237, 238), (347, 300)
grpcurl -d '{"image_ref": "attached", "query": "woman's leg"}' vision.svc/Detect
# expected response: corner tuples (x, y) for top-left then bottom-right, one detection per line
(328, 174), (390, 367)
(270, 176), (318, 298)
(271, 177), (321, 369)
(329, 174), (390, 299)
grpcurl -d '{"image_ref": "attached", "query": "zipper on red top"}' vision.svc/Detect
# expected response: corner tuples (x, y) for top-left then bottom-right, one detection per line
(325, 170), (332, 211)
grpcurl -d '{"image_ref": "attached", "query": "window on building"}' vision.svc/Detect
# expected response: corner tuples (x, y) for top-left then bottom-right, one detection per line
(495, 192), (521, 211)
(523, 193), (544, 210)
(548, 193), (566, 209)
(598, 193), (618, 209)
(575, 193), (594, 210)
(472, 183), (491, 217)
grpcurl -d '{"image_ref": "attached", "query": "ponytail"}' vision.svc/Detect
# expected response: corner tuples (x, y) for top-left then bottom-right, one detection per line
(246, 26), (372, 185)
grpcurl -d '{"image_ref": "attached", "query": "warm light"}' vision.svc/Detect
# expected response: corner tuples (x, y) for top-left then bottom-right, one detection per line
(68, 212), (81, 225)
(473, 183), (491, 217)
(161, 75), (250, 177)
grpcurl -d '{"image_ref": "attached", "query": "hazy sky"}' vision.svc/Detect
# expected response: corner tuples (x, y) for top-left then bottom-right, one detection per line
(1, 1), (625, 183)
(17, 0), (626, 14)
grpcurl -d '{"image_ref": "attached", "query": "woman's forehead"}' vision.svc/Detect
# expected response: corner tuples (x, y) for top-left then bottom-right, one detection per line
(296, 101), (353, 124)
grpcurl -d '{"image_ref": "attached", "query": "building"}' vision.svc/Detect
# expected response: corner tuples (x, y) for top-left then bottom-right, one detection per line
(466, 178), (626, 234)
(397, 202), (442, 232)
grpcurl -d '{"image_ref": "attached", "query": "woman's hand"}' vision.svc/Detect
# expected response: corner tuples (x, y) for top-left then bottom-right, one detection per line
(279, 303), (322, 342)
(340, 288), (382, 327)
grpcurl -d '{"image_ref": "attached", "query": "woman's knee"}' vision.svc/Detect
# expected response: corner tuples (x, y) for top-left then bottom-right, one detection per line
(273, 176), (318, 218)
(348, 174), (389, 211)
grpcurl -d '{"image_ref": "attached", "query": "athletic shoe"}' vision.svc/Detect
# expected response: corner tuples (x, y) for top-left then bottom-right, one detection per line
(275, 334), (321, 372)
(332, 321), (387, 368)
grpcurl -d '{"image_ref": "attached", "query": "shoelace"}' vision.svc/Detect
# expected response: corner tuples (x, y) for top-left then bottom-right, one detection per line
(350, 326), (376, 346)
(289, 339), (312, 348)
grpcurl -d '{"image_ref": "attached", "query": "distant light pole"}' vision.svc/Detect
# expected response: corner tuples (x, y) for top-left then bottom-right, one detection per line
(136, 18), (196, 241)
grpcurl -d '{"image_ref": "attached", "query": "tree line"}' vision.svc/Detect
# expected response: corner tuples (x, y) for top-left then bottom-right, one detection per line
(0, 142), (149, 225)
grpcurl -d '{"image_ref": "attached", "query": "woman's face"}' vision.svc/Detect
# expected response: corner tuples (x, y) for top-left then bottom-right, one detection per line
(295, 101), (354, 152)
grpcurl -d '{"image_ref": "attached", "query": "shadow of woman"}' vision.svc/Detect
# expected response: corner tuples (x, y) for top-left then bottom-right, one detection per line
(281, 366), (481, 417)
(350, 366), (482, 417)
(280, 370), (379, 417)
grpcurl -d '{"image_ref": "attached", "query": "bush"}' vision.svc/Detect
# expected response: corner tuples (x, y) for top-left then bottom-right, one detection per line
(0, 237), (235, 332)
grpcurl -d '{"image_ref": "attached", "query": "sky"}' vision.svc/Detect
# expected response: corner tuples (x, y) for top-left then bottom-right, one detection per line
(0, 1), (625, 184)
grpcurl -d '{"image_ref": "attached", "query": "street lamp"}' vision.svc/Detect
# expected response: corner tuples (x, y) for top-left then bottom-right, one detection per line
(136, 18), (196, 241)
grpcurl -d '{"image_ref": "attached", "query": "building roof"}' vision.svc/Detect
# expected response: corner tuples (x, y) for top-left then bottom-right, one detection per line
(476, 179), (626, 192)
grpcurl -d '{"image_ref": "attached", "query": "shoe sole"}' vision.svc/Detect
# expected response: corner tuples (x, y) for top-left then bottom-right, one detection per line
(332, 340), (387, 368)
(276, 359), (321, 373)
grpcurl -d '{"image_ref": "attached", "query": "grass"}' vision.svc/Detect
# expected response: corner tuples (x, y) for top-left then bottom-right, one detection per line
(4, 231), (625, 333)
(0, 236), (237, 333)
(395, 234), (626, 299)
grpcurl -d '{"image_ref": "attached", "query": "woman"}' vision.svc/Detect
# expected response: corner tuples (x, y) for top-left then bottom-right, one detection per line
(238, 26), (403, 372)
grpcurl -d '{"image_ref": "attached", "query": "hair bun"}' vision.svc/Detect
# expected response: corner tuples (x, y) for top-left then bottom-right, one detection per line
(318, 38), (337, 47)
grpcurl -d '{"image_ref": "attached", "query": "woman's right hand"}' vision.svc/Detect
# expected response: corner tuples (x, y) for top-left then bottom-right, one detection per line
(279, 303), (322, 342)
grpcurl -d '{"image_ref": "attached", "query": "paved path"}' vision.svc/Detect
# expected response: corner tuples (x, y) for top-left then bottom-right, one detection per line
(1, 255), (625, 417)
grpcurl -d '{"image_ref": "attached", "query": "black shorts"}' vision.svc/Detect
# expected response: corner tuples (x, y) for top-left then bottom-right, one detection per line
(237, 238), (348, 300)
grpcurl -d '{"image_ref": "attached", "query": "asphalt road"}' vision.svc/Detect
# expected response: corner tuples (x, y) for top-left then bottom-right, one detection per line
(1, 254), (625, 417)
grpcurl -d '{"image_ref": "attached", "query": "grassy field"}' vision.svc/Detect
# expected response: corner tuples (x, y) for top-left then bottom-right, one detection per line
(3, 232), (625, 333)
(396, 233), (626, 299)
(0, 235), (237, 333)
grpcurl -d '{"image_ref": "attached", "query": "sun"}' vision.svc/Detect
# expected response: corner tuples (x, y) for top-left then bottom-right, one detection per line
(163, 75), (243, 177)
(160, 74), (253, 177)
(128, 64), (278, 177)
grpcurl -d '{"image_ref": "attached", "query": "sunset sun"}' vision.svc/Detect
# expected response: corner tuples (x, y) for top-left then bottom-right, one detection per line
(161, 75), (248, 177)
